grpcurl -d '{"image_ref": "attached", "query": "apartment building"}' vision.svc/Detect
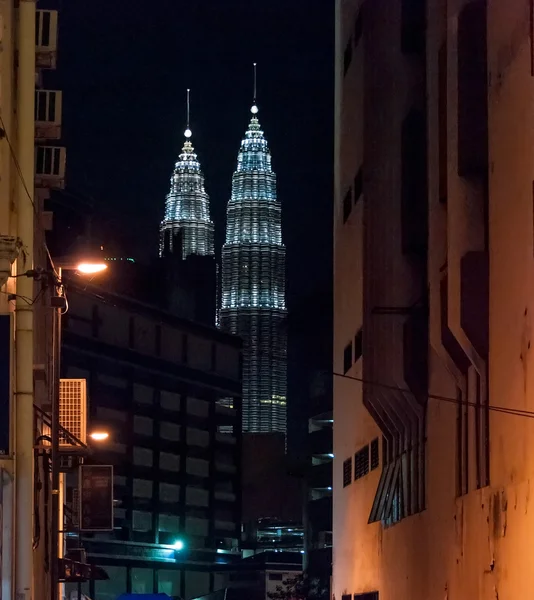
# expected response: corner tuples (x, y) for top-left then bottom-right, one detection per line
(60, 278), (242, 600)
(333, 0), (534, 598)
(0, 2), (64, 600)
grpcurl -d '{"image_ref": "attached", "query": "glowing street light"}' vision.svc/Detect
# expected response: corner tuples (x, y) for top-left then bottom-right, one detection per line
(75, 262), (107, 275)
(89, 431), (110, 442)
(172, 539), (185, 551)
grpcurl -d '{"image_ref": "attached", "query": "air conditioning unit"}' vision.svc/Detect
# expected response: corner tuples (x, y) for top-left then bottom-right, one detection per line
(35, 145), (66, 189)
(36, 10), (58, 69)
(59, 379), (87, 446)
(35, 90), (62, 140)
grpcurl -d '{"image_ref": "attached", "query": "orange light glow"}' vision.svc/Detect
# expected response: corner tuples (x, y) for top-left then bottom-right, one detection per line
(89, 431), (109, 442)
(76, 262), (108, 274)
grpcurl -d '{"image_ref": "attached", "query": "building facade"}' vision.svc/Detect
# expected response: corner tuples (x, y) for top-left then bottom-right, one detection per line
(160, 129), (214, 260)
(333, 0), (534, 598)
(61, 279), (242, 600)
(0, 2), (64, 600)
(220, 104), (287, 434)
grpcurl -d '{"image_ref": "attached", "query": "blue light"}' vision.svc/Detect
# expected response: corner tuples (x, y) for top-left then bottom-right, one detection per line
(172, 539), (185, 551)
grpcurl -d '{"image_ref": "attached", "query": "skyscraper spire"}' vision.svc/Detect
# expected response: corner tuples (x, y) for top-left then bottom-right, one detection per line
(159, 89), (214, 259)
(220, 81), (287, 435)
(185, 88), (192, 138)
(251, 63), (259, 115)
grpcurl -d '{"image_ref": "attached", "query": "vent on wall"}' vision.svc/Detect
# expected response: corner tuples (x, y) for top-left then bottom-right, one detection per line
(59, 379), (87, 445)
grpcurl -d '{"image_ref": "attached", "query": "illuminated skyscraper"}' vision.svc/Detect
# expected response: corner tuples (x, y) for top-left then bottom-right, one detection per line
(220, 97), (287, 434)
(160, 90), (214, 259)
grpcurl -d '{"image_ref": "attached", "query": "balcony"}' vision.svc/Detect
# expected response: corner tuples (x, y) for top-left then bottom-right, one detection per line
(35, 90), (62, 140)
(308, 461), (332, 490)
(36, 10), (58, 70)
(35, 146), (66, 189)
(309, 427), (333, 457)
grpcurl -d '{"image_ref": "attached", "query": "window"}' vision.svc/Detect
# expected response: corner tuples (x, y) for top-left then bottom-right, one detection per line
(343, 38), (353, 75)
(211, 342), (217, 371)
(181, 333), (188, 363)
(131, 568), (153, 594)
(343, 457), (352, 487)
(355, 446), (370, 480)
(401, 0), (426, 55)
(133, 416), (154, 436)
(354, 593), (379, 600)
(354, 167), (363, 205)
(132, 510), (152, 532)
(128, 316), (135, 348)
(269, 574), (283, 581)
(354, 328), (363, 362)
(370, 438), (379, 470)
(155, 324), (161, 356)
(343, 342), (352, 374)
(457, 0), (488, 176)
(438, 42), (448, 204)
(354, 9), (363, 48)
(133, 447), (153, 467)
(343, 188), (352, 223)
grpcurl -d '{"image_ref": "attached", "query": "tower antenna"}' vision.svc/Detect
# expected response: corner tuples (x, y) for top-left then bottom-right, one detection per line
(253, 63), (257, 103)
(185, 89), (192, 138)
(251, 64), (259, 114)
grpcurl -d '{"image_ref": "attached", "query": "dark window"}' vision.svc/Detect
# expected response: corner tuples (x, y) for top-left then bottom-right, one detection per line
(354, 594), (379, 600)
(343, 458), (352, 487)
(343, 188), (352, 223)
(438, 42), (448, 204)
(354, 445), (370, 480)
(343, 38), (353, 75)
(401, 0), (426, 55)
(343, 342), (352, 374)
(211, 343), (217, 371)
(128, 317), (135, 349)
(269, 574), (283, 582)
(401, 108), (428, 257)
(370, 438), (379, 470)
(91, 305), (100, 338)
(181, 333), (188, 363)
(354, 167), (363, 205)
(354, 9), (363, 48)
(354, 328), (363, 362)
(155, 324), (161, 357)
(457, 0), (488, 176)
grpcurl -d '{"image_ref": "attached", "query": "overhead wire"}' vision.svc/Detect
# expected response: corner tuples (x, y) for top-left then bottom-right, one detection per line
(333, 371), (534, 420)
(0, 112), (58, 277)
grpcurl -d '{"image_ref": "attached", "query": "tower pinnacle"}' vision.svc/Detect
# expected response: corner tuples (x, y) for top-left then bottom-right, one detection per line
(251, 63), (259, 115)
(184, 88), (192, 138)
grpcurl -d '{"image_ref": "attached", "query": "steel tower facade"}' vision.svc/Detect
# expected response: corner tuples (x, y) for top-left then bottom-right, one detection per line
(220, 104), (287, 434)
(160, 129), (214, 259)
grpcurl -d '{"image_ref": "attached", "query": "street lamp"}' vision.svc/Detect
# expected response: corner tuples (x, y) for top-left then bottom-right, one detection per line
(49, 252), (107, 600)
(88, 431), (110, 442)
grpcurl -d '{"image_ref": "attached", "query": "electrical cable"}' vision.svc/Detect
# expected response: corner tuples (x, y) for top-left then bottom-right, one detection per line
(0, 113), (36, 212)
(333, 371), (534, 420)
(0, 112), (59, 278)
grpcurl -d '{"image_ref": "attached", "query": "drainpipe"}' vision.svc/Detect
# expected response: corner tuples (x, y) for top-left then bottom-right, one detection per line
(15, 3), (36, 600)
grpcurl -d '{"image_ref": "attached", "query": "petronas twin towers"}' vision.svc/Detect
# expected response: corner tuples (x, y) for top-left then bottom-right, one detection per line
(159, 87), (287, 436)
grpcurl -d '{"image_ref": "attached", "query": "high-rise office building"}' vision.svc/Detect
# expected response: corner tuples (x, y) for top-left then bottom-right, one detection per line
(160, 110), (214, 260)
(220, 101), (287, 434)
(333, 0), (533, 598)
(159, 98), (217, 325)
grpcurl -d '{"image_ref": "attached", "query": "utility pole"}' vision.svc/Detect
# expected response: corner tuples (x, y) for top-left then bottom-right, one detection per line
(14, 3), (36, 600)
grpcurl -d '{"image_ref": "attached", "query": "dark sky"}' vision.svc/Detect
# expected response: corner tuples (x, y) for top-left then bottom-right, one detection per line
(50, 0), (334, 309)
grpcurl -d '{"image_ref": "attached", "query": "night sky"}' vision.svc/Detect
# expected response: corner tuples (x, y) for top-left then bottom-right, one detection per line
(51, 0), (334, 306)
(48, 0), (334, 454)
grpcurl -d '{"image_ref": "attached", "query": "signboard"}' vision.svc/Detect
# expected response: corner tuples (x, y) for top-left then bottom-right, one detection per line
(79, 464), (114, 532)
(0, 315), (11, 456)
